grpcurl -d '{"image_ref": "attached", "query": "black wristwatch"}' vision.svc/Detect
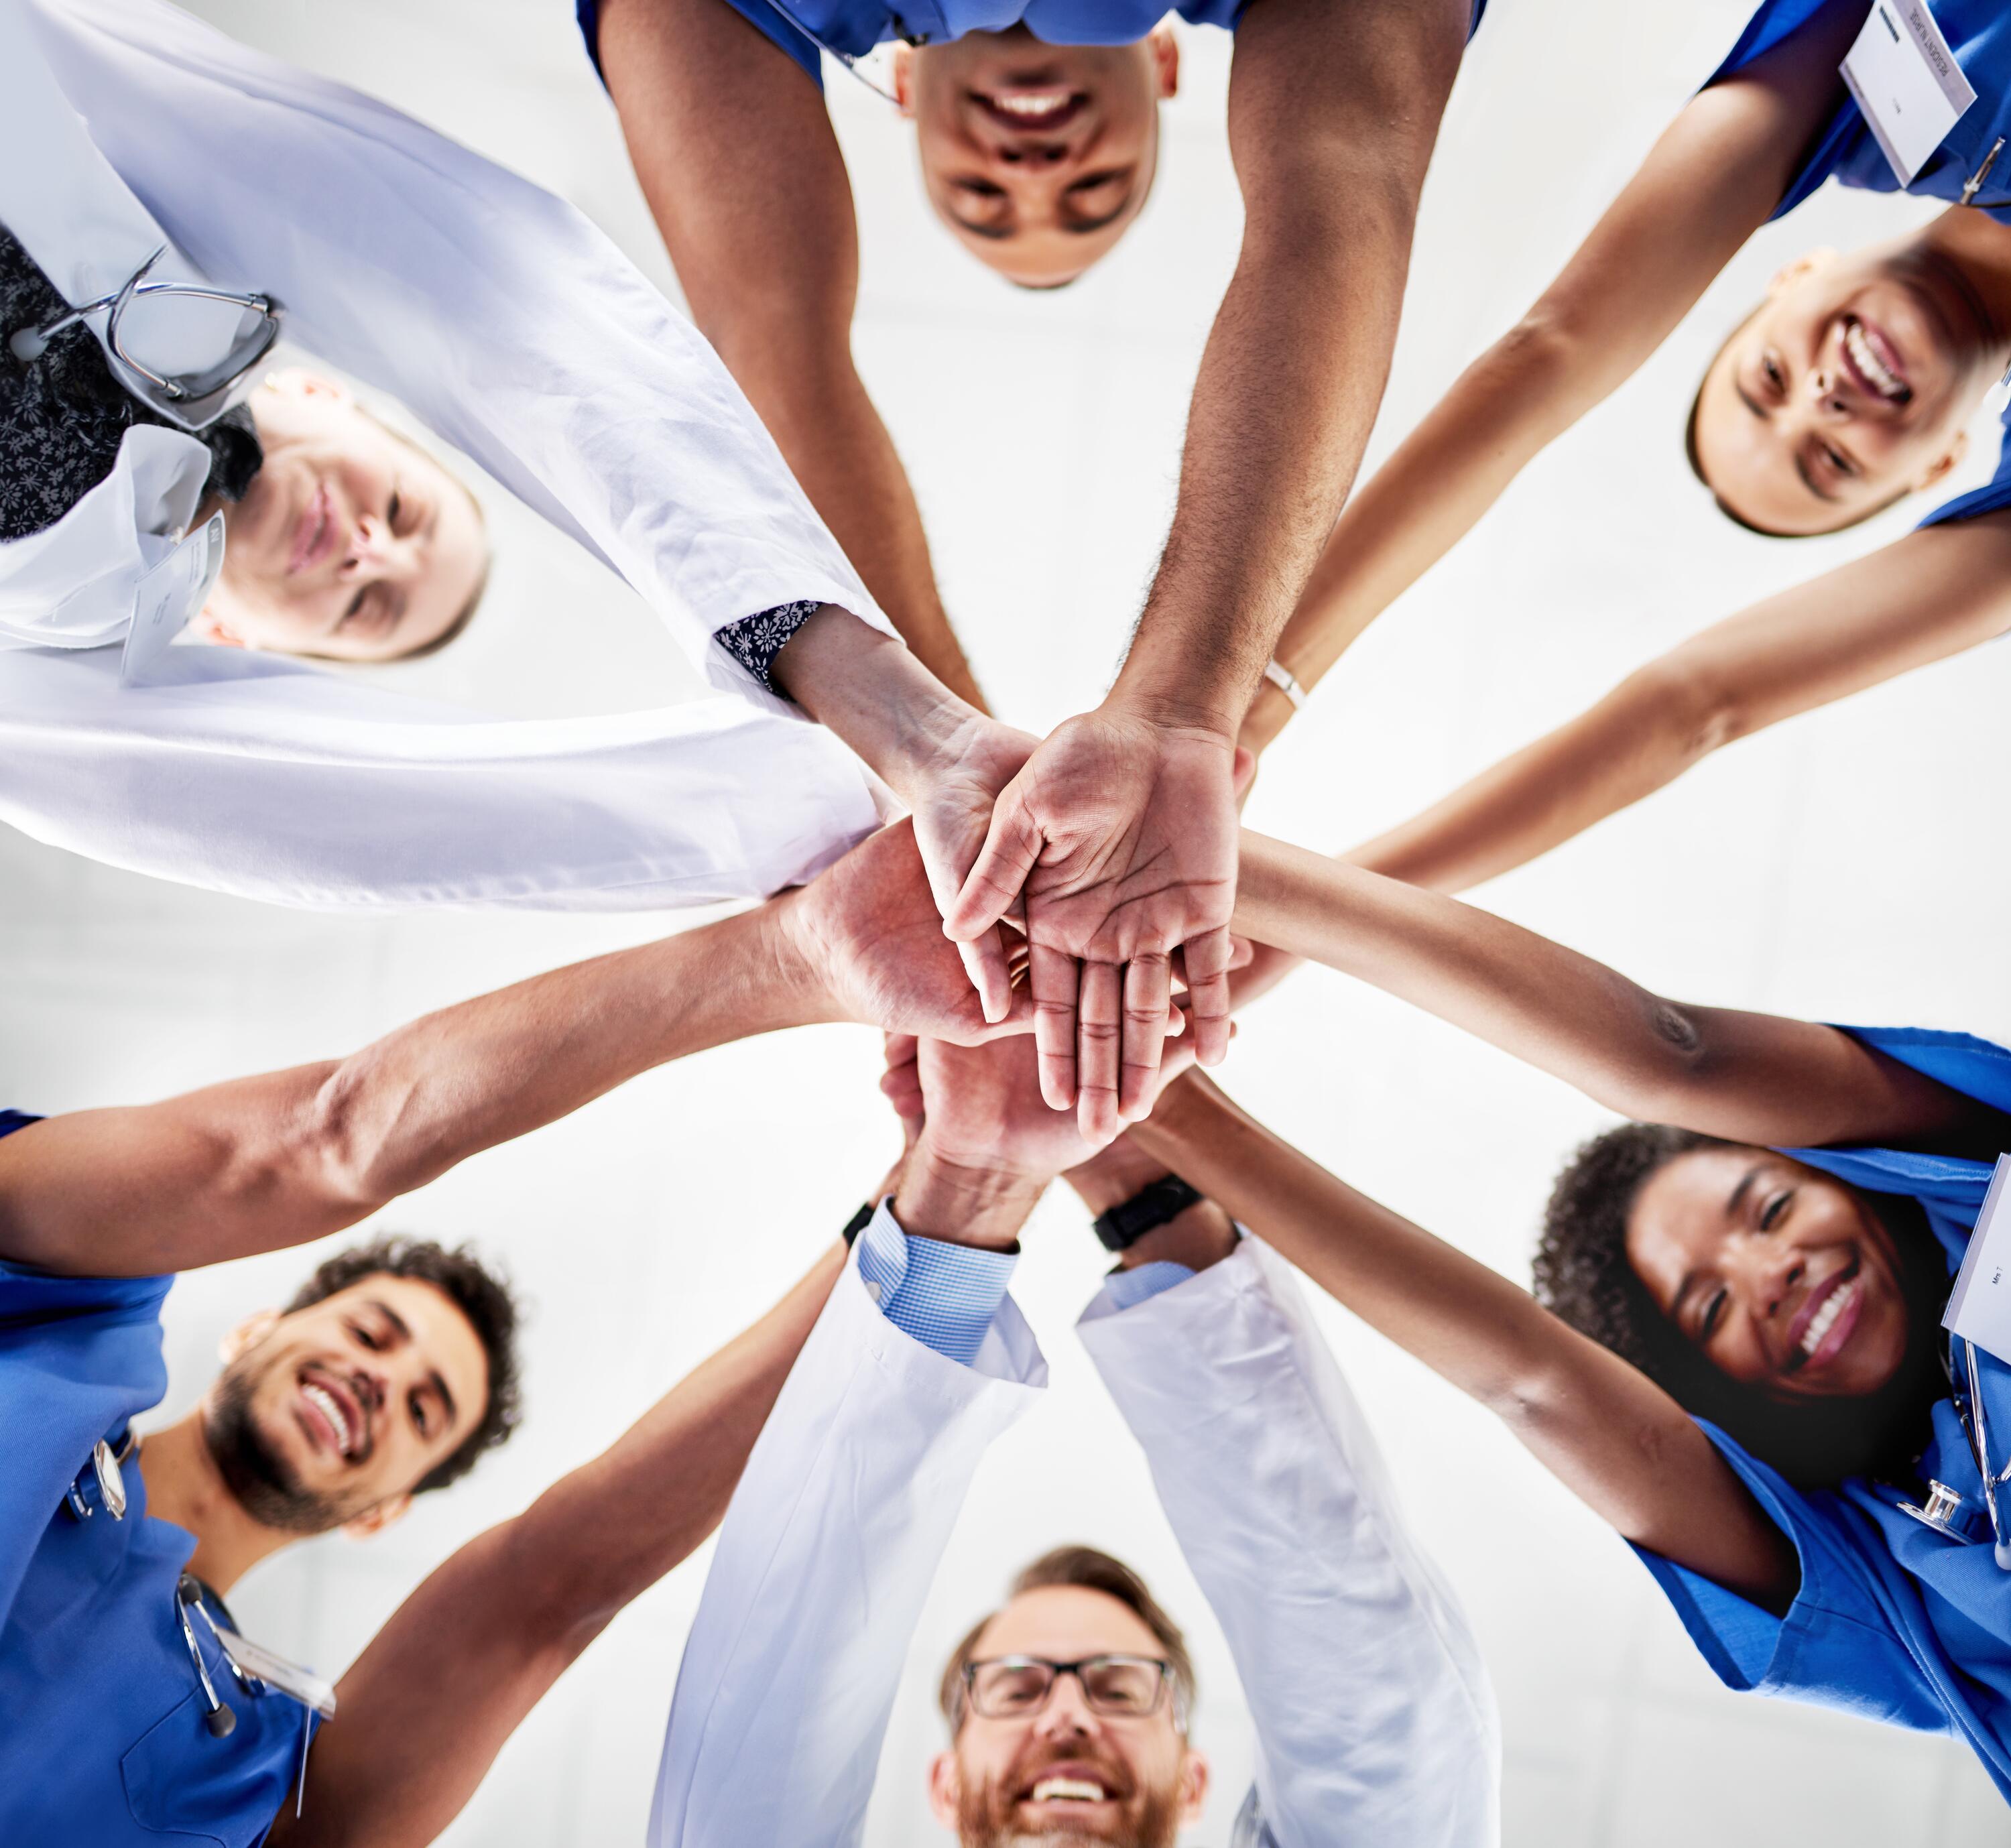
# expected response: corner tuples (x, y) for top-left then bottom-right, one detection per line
(840, 1201), (874, 1248)
(1092, 1175), (1203, 1253)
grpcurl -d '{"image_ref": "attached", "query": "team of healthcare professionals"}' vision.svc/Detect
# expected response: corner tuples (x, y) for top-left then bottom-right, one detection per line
(5, 0), (2011, 1838)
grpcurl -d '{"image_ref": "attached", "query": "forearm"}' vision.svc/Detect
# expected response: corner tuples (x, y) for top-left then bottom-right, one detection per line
(722, 351), (986, 711)
(1231, 828), (1949, 1144)
(1342, 658), (1729, 892)
(1132, 1075), (1796, 1606)
(1117, 179), (1422, 735)
(1239, 319), (1602, 755)
(0, 900), (827, 1276)
(284, 1247), (847, 1848)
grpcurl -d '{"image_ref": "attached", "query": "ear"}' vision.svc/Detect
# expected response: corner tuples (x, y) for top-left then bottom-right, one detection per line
(926, 1749), (963, 1829)
(1149, 22), (1180, 99)
(1916, 426), (1969, 491)
(891, 43), (916, 117)
(192, 605), (246, 648)
(1175, 1744), (1211, 1824)
(221, 1307), (281, 1364)
(342, 1493), (412, 1541)
(1766, 249), (1835, 297)
(259, 366), (353, 408)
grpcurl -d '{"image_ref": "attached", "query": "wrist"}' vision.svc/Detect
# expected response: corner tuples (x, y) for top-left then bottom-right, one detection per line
(1121, 1197), (1239, 1273)
(894, 1138), (1042, 1249)
(759, 885), (848, 1031)
(772, 607), (977, 800)
(1106, 666), (1245, 746)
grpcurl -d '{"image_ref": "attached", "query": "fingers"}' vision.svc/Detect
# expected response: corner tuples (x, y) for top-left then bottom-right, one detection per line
(943, 794), (1044, 945)
(1075, 959), (1124, 1141)
(1030, 942), (1081, 1111)
(1117, 952), (1172, 1123)
(955, 924), (1014, 1026)
(879, 1032), (924, 1127)
(1179, 925), (1236, 1068)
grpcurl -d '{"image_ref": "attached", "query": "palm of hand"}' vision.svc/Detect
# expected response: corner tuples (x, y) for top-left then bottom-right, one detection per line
(799, 822), (1022, 1045)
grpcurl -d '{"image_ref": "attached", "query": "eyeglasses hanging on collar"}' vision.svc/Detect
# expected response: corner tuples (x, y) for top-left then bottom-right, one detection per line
(7, 244), (282, 432)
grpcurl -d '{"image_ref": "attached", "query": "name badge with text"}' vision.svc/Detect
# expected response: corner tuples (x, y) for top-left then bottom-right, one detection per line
(121, 513), (225, 686)
(1945, 1154), (2011, 1363)
(1841, 1), (1976, 187)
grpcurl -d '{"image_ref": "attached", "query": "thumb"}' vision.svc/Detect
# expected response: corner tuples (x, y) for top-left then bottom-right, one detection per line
(943, 794), (1046, 944)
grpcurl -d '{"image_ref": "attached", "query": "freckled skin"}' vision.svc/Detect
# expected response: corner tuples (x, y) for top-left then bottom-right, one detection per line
(1627, 1147), (1913, 1401)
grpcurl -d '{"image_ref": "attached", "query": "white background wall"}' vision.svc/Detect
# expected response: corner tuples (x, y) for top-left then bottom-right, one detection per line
(7, 0), (2011, 1839)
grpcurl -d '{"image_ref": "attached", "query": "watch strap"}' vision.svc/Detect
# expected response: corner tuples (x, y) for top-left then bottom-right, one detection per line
(1093, 1175), (1203, 1253)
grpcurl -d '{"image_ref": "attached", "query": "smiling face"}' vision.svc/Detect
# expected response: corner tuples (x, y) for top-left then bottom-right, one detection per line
(1691, 242), (1998, 534)
(199, 371), (488, 661)
(929, 1585), (1206, 1847)
(1626, 1146), (1914, 1402)
(202, 1274), (491, 1536)
(895, 26), (1178, 288)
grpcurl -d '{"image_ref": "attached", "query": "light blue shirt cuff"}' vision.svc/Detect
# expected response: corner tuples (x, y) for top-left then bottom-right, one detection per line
(855, 1198), (1016, 1367)
(1100, 1260), (1196, 1313)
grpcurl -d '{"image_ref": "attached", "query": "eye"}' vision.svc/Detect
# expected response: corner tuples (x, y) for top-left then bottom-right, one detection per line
(349, 1319), (381, 1351)
(1822, 444), (1855, 477)
(341, 588), (367, 625)
(1760, 1189), (1793, 1231)
(387, 490), (403, 529)
(409, 1390), (432, 1438)
(955, 178), (1007, 197)
(1699, 1286), (1728, 1341)
(1762, 353), (1785, 393)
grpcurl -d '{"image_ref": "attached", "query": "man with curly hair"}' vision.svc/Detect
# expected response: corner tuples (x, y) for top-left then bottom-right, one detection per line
(0, 818), (1040, 1848)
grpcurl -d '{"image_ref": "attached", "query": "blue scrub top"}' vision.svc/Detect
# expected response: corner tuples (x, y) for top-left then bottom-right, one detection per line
(0, 1111), (308, 1848)
(578, 0), (1485, 93)
(1711, 0), (2011, 528)
(1633, 1027), (2011, 1797)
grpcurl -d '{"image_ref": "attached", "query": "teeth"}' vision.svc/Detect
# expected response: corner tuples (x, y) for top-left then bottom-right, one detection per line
(1030, 1777), (1107, 1803)
(1845, 322), (1905, 400)
(1799, 1280), (1857, 1359)
(993, 90), (1071, 117)
(303, 1381), (353, 1455)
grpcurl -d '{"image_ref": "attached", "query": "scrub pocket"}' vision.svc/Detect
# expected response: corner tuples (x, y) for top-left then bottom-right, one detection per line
(121, 1686), (290, 1847)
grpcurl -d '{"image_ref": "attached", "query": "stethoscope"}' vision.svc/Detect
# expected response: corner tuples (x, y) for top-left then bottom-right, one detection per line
(62, 1431), (336, 1809)
(1894, 1333), (2011, 1568)
(759, 0), (923, 105)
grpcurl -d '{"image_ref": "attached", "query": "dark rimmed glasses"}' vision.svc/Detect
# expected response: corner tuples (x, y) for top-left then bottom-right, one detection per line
(961, 1653), (1174, 1722)
(8, 245), (282, 431)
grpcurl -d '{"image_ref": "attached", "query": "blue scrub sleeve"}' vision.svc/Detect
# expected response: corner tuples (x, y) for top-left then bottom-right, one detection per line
(1918, 420), (2011, 530)
(576, 0), (824, 89)
(1631, 1420), (1954, 1735)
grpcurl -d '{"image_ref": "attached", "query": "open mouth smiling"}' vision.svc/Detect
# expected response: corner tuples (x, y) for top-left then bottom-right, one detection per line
(1839, 316), (1911, 407)
(974, 87), (1085, 133)
(296, 1369), (367, 1463)
(1782, 1261), (1864, 1377)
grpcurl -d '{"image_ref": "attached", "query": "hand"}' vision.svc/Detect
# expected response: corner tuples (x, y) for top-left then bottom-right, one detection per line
(944, 709), (1240, 1136)
(904, 711), (1039, 1025)
(782, 820), (1034, 1045)
(1228, 941), (1303, 1011)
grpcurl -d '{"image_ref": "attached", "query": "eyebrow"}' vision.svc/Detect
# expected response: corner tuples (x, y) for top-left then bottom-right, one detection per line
(1726, 1160), (1766, 1220)
(367, 1298), (459, 1429)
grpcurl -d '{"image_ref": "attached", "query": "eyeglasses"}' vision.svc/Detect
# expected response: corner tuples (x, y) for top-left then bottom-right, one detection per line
(961, 1653), (1174, 1722)
(7, 245), (281, 430)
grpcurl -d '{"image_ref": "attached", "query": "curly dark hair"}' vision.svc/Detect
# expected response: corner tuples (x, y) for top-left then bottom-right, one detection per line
(286, 1235), (524, 1495)
(1535, 1121), (1947, 1489)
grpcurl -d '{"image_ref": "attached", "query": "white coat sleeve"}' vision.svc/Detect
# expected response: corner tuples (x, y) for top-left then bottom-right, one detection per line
(32, 0), (899, 715)
(0, 643), (883, 911)
(1077, 1239), (1501, 1848)
(649, 1248), (1046, 1848)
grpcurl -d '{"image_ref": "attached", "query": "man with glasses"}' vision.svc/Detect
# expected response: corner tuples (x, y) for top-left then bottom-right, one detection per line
(648, 1030), (1498, 1846)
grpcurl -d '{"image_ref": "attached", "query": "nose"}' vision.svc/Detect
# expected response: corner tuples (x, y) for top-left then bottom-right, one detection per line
(1730, 1233), (1805, 1322)
(991, 139), (1070, 170)
(1805, 363), (1849, 419)
(341, 512), (404, 577)
(1032, 1674), (1101, 1739)
(349, 1365), (387, 1417)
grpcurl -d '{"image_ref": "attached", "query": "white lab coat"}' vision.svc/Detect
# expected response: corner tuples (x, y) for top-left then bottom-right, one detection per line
(0, 0), (899, 910)
(652, 1238), (1500, 1848)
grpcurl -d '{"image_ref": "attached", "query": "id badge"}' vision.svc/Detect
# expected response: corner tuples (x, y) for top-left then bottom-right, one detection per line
(121, 512), (225, 686)
(1841, 2), (1977, 186)
(1944, 1154), (2011, 1362)
(215, 1627), (339, 1719)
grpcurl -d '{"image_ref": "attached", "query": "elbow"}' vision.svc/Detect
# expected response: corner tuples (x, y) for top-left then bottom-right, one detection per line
(1618, 656), (1748, 768)
(294, 1064), (423, 1215)
(1594, 997), (1721, 1128)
